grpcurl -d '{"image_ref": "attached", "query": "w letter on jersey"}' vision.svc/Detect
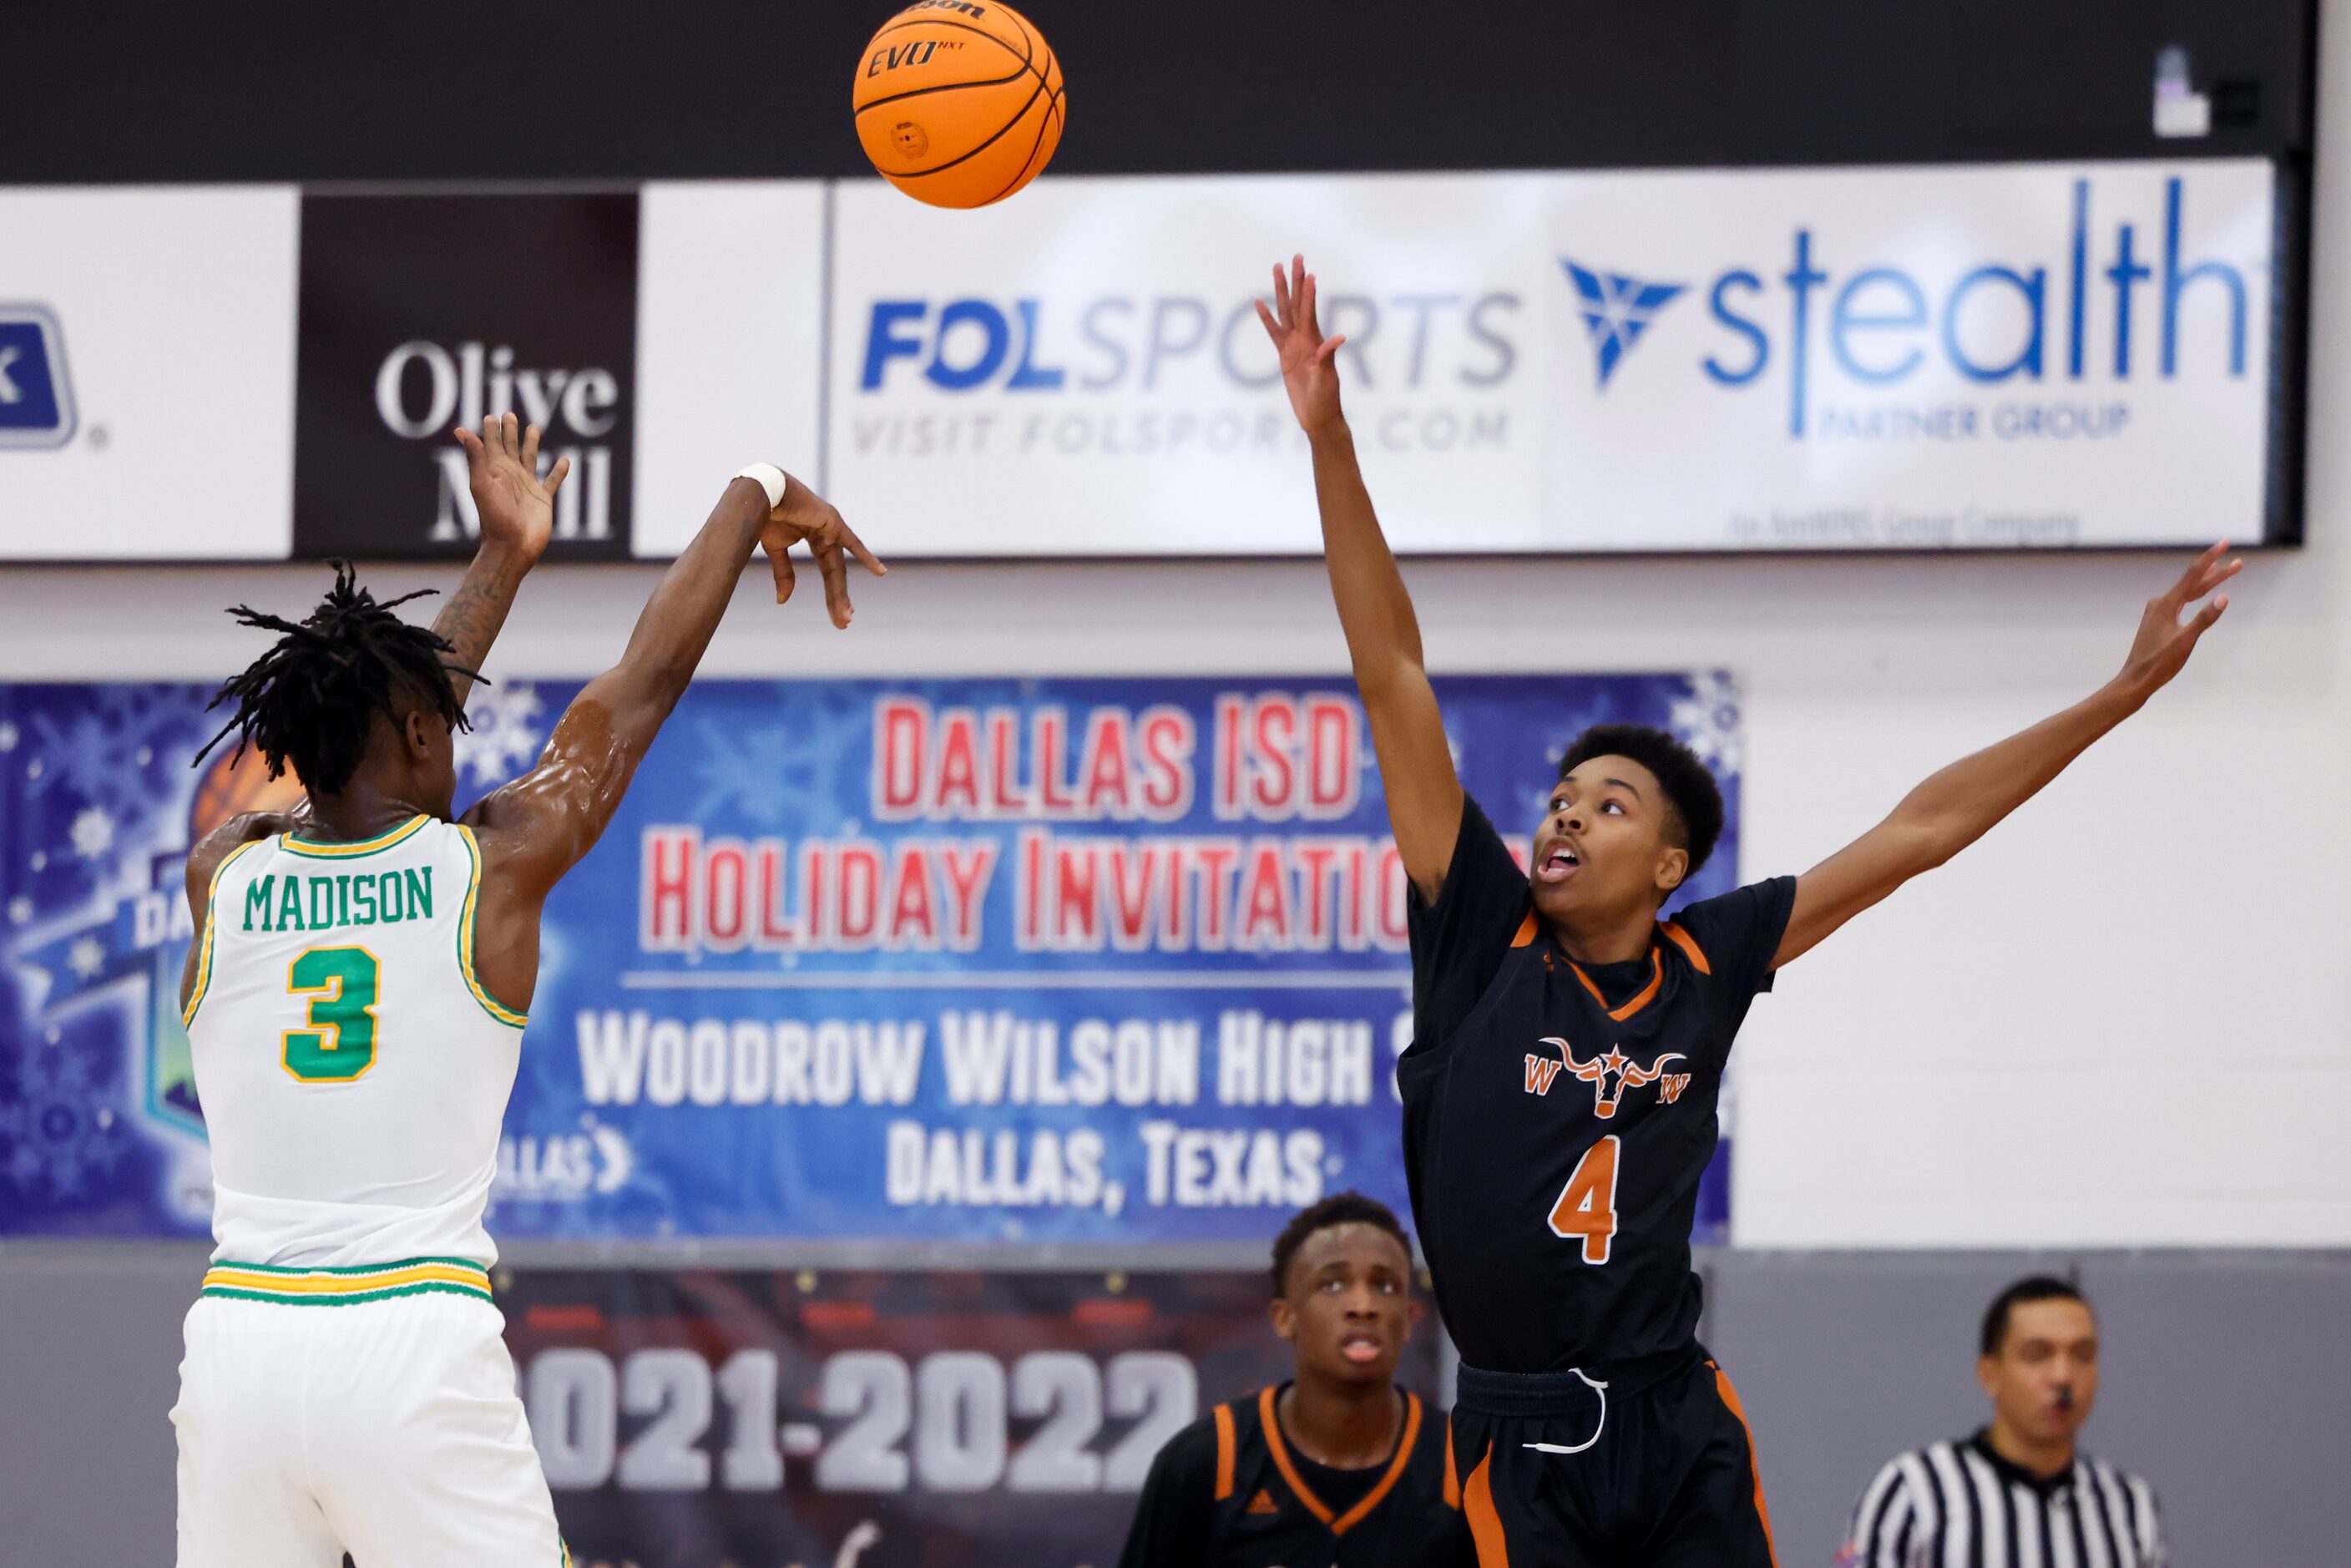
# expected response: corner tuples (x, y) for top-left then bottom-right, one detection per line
(1535, 1038), (1686, 1119)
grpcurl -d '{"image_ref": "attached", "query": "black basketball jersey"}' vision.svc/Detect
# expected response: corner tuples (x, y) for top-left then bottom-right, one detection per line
(1115, 1384), (1469, 1568)
(1401, 792), (1795, 1375)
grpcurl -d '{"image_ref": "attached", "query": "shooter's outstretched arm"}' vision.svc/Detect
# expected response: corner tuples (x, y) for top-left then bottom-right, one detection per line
(1773, 544), (2241, 969)
(1261, 255), (1464, 902)
(467, 470), (883, 895)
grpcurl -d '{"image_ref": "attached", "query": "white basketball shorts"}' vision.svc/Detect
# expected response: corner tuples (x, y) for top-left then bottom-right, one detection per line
(171, 1258), (568, 1567)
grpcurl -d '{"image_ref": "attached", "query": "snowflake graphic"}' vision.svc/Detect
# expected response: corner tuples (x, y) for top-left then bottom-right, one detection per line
(688, 698), (866, 830)
(453, 681), (549, 787)
(0, 1039), (129, 1202)
(1669, 671), (1744, 781)
(6, 898), (28, 927)
(0, 721), (15, 751)
(68, 807), (114, 860)
(24, 688), (188, 821)
(67, 936), (106, 979)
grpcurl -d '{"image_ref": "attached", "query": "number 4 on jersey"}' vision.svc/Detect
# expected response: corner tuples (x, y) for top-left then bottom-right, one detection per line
(1548, 1135), (1620, 1264)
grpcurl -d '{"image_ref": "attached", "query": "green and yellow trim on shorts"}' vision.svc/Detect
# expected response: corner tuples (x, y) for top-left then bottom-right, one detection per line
(455, 824), (530, 1029)
(199, 1256), (493, 1307)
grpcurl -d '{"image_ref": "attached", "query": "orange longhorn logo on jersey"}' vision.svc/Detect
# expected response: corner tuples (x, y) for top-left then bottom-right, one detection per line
(1533, 1037), (1686, 1118)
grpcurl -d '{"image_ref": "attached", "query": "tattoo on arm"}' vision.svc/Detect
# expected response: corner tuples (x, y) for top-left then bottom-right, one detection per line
(432, 557), (525, 711)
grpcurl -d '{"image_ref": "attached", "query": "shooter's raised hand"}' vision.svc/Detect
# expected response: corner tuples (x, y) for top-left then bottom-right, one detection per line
(453, 412), (570, 566)
(1256, 254), (1347, 437)
(2117, 542), (2242, 699)
(761, 472), (887, 630)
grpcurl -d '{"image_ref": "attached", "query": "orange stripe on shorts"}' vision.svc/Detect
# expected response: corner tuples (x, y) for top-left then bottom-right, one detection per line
(1463, 1443), (1510, 1568)
(1711, 1363), (1780, 1568)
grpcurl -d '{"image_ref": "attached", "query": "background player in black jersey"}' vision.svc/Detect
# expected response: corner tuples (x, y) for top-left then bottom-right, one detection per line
(1257, 255), (2238, 1568)
(1116, 1194), (1471, 1568)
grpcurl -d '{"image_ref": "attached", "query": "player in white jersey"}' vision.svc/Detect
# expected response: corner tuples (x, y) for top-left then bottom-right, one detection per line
(172, 413), (883, 1567)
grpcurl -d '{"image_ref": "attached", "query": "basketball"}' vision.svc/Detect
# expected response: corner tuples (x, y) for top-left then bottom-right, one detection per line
(188, 744), (305, 838)
(853, 1), (1064, 209)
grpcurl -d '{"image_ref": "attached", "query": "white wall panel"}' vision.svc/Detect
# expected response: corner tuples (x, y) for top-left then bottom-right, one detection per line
(631, 181), (827, 558)
(0, 186), (298, 559)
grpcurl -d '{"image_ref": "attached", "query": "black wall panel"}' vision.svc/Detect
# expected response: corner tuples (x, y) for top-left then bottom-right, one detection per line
(4, 0), (2318, 185)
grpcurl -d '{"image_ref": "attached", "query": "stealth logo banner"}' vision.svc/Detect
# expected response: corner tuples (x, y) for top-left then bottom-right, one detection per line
(1561, 261), (1684, 387)
(1537, 160), (2278, 549)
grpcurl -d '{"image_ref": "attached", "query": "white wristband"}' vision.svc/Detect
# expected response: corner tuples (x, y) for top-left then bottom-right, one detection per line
(735, 463), (787, 510)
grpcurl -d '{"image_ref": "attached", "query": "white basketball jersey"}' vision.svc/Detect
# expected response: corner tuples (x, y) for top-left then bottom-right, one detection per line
(184, 815), (527, 1268)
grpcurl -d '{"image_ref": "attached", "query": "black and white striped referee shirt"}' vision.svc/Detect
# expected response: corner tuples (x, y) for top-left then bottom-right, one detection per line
(1841, 1432), (2166, 1568)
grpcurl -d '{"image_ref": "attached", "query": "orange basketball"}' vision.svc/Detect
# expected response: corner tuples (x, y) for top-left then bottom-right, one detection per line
(854, 1), (1065, 209)
(189, 745), (306, 838)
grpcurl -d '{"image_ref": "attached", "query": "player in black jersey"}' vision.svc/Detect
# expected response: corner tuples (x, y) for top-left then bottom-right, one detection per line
(1257, 255), (2239, 1568)
(1116, 1194), (1472, 1568)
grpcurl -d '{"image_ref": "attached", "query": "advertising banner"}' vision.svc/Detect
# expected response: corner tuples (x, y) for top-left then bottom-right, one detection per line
(293, 192), (645, 561)
(0, 671), (1745, 1245)
(503, 1265), (1449, 1568)
(0, 159), (2286, 560)
(827, 159), (2278, 554)
(0, 186), (300, 559)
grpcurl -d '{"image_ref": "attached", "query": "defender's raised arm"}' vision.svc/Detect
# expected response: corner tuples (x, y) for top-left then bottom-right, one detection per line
(1773, 544), (2241, 969)
(1260, 255), (1463, 901)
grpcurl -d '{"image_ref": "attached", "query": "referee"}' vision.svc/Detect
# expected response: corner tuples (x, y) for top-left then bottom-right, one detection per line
(1841, 1277), (2166, 1568)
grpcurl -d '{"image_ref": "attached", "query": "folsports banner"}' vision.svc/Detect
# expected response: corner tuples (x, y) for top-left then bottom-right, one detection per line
(830, 159), (2280, 554)
(503, 1265), (1449, 1568)
(0, 672), (1745, 1243)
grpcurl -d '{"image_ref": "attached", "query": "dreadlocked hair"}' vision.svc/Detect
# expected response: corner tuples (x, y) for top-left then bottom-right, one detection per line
(194, 561), (481, 797)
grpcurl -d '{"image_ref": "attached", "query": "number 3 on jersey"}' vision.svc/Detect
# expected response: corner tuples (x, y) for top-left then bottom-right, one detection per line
(283, 946), (382, 1082)
(1548, 1136), (1620, 1264)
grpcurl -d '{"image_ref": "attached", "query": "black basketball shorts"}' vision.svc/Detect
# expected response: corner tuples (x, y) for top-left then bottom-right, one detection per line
(1445, 1349), (1777, 1568)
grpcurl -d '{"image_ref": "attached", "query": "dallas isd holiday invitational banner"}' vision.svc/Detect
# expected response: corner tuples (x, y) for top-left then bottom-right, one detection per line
(0, 672), (1745, 1245)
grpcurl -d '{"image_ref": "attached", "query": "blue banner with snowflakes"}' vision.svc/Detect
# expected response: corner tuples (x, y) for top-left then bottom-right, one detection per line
(0, 673), (1745, 1244)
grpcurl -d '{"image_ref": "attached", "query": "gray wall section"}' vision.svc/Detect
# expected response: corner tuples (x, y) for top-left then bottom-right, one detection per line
(5, 1245), (2345, 1565)
(1703, 1251), (2351, 1566)
(0, 1243), (210, 1565)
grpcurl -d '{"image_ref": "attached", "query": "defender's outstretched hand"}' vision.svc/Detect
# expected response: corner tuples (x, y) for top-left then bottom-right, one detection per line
(453, 412), (570, 565)
(761, 473), (887, 629)
(1773, 540), (2248, 970)
(2118, 542), (2241, 699)
(1256, 254), (1347, 436)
